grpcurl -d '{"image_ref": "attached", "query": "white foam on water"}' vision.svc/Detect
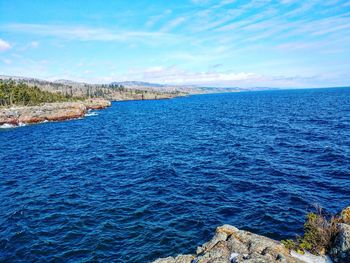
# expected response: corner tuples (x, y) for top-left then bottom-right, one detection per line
(0, 122), (26, 129)
(0, 123), (17, 129)
(85, 111), (98, 117)
(291, 250), (333, 263)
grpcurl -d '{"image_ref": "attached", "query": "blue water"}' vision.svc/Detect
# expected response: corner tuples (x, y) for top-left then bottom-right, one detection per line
(0, 88), (350, 262)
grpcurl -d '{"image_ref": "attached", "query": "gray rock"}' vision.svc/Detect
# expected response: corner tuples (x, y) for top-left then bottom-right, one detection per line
(174, 255), (195, 263)
(153, 225), (304, 263)
(153, 255), (194, 263)
(153, 256), (176, 263)
(196, 240), (231, 262)
(330, 223), (350, 263)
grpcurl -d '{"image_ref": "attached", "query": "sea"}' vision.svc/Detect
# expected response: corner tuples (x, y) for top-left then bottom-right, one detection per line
(0, 88), (349, 262)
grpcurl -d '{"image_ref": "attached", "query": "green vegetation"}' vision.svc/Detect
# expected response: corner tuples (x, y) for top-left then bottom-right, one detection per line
(0, 80), (77, 106)
(108, 83), (127, 92)
(282, 208), (340, 255)
(0, 78), (183, 106)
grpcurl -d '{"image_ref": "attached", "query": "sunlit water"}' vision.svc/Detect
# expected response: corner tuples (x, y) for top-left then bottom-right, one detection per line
(1, 88), (349, 262)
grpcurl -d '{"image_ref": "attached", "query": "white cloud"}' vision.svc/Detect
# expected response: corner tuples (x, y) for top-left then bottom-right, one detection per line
(161, 17), (187, 31)
(280, 0), (298, 4)
(30, 41), (39, 48)
(111, 66), (309, 87)
(2, 59), (12, 64)
(146, 9), (172, 28)
(191, 0), (211, 4)
(0, 39), (11, 51)
(98, 65), (350, 88)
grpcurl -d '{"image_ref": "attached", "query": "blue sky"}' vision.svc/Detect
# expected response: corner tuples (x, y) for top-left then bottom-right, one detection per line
(0, 0), (349, 87)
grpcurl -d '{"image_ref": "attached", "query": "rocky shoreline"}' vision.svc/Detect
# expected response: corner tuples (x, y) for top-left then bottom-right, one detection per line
(0, 98), (111, 126)
(154, 207), (350, 263)
(0, 93), (185, 127)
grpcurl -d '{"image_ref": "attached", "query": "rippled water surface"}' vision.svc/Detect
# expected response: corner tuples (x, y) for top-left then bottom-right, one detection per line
(1, 88), (350, 262)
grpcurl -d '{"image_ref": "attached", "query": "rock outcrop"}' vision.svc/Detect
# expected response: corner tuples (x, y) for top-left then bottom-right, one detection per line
(330, 223), (350, 263)
(155, 207), (350, 263)
(330, 206), (350, 263)
(154, 225), (306, 263)
(83, 98), (111, 109)
(0, 99), (111, 126)
(153, 224), (339, 263)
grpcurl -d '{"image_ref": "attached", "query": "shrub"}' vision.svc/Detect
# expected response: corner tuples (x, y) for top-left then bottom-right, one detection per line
(282, 207), (340, 255)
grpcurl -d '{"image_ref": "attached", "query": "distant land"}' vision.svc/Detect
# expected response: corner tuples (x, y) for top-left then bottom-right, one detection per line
(0, 75), (281, 98)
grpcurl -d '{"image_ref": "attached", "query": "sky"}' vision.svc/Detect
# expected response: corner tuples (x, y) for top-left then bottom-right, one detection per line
(0, 0), (350, 88)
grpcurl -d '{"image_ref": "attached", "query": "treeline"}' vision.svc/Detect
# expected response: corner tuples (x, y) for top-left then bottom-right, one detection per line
(0, 78), (183, 105)
(0, 80), (75, 106)
(106, 83), (127, 92)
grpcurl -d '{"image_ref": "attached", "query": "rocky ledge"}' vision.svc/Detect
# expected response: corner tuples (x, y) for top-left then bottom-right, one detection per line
(0, 98), (111, 126)
(154, 207), (350, 263)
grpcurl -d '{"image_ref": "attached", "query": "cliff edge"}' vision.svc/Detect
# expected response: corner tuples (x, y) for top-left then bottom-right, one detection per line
(154, 207), (350, 263)
(0, 98), (111, 126)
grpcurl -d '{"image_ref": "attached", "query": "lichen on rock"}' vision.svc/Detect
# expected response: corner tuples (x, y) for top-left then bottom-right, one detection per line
(340, 207), (350, 224)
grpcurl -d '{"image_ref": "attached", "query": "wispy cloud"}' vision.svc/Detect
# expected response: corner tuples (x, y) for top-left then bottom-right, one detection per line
(29, 41), (39, 48)
(146, 9), (172, 28)
(191, 0), (211, 4)
(0, 23), (183, 45)
(1, 0), (349, 87)
(2, 59), (12, 64)
(0, 39), (11, 51)
(160, 17), (187, 32)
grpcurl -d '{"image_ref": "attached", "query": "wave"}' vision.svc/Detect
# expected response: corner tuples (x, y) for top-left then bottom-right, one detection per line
(0, 122), (26, 129)
(85, 111), (98, 117)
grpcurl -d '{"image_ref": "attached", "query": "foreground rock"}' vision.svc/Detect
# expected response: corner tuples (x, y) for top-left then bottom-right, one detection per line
(154, 224), (336, 263)
(155, 207), (350, 263)
(329, 206), (350, 263)
(0, 99), (111, 126)
(154, 225), (306, 263)
(329, 223), (350, 263)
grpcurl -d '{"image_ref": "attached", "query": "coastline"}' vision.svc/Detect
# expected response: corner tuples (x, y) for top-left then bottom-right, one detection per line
(0, 94), (183, 128)
(0, 98), (111, 127)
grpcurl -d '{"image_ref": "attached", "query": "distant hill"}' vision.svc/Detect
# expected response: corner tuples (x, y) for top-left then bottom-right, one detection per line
(0, 75), (281, 99)
(111, 81), (166, 88)
(111, 80), (281, 93)
(0, 75), (185, 101)
(53, 79), (85, 85)
(111, 80), (243, 94)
